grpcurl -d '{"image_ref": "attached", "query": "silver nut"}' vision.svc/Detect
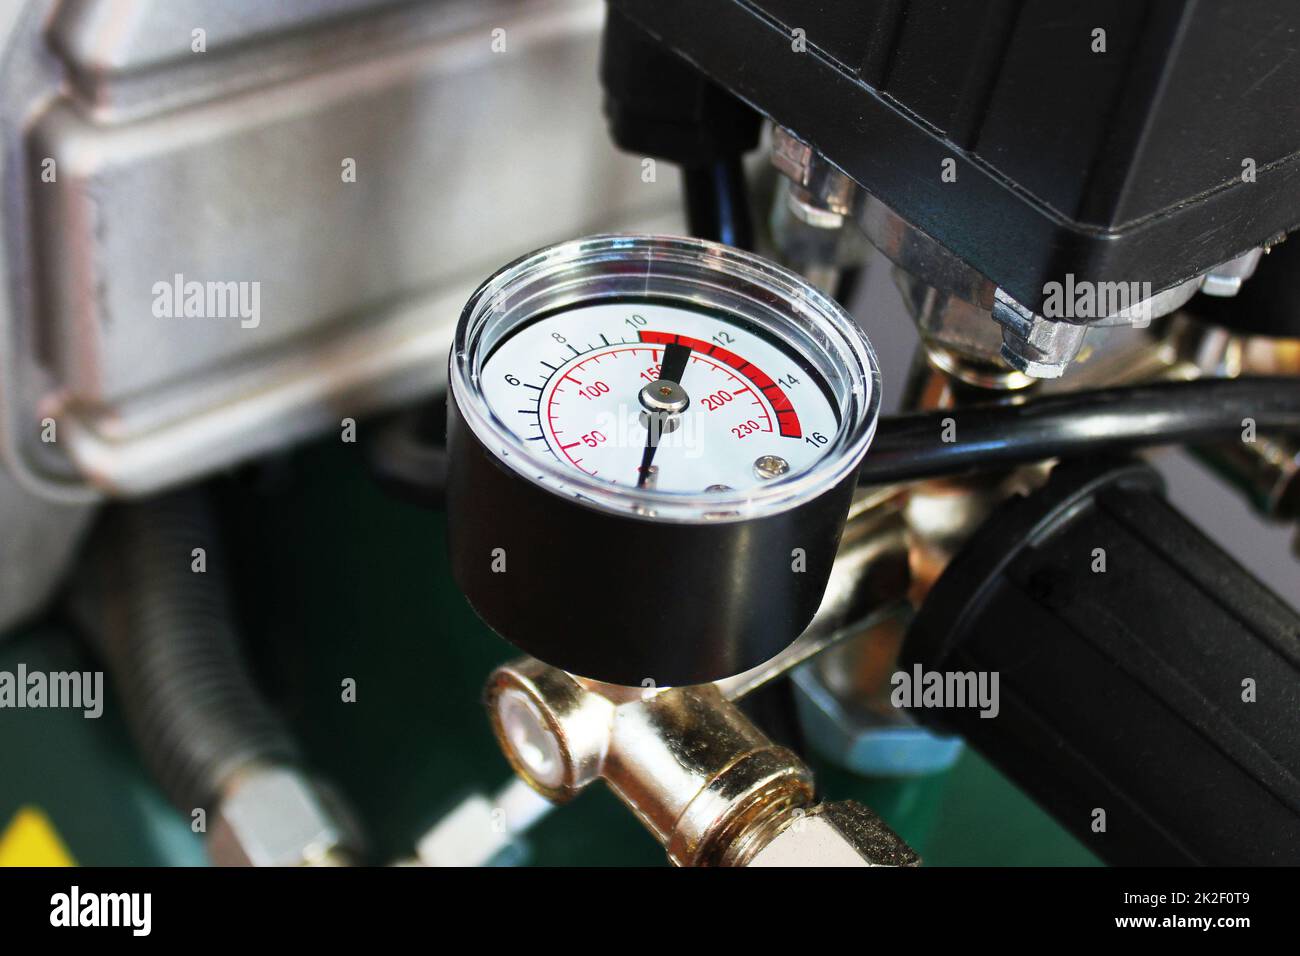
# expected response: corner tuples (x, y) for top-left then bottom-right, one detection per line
(791, 661), (964, 777)
(415, 778), (554, 868)
(771, 125), (815, 186)
(771, 126), (858, 216)
(207, 767), (361, 867)
(992, 288), (1088, 379)
(742, 801), (920, 867)
(895, 269), (1005, 364)
(1200, 247), (1264, 297)
(787, 187), (846, 229)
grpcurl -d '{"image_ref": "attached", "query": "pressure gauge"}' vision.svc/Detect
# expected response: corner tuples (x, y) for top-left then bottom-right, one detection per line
(448, 235), (881, 686)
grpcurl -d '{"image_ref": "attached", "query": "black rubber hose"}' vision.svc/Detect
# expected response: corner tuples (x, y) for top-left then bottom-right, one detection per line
(682, 157), (754, 249)
(860, 377), (1300, 485)
(77, 488), (299, 814)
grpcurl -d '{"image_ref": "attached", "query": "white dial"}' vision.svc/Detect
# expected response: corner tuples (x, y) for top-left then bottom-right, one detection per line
(451, 234), (881, 523)
(480, 301), (840, 494)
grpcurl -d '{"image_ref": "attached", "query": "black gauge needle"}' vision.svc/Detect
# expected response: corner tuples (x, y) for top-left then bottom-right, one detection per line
(636, 439), (659, 488)
(638, 341), (692, 487)
(659, 340), (692, 387)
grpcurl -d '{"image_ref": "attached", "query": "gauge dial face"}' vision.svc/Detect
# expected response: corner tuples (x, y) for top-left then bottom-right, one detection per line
(480, 301), (840, 494)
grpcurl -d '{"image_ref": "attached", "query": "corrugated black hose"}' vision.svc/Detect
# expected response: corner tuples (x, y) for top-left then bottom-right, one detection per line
(73, 487), (299, 815)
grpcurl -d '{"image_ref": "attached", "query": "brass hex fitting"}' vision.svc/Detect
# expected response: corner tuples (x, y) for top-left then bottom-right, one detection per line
(487, 662), (816, 866)
(602, 683), (813, 867)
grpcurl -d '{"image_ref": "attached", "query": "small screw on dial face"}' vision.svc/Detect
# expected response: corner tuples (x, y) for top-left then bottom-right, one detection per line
(753, 455), (791, 480)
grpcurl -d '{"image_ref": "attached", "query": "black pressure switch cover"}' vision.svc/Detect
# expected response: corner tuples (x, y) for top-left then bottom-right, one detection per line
(608, 0), (1300, 318)
(600, 6), (762, 166)
(904, 458), (1300, 866)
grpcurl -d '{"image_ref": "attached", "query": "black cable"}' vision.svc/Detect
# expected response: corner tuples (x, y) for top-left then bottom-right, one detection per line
(859, 377), (1300, 485)
(682, 156), (754, 249)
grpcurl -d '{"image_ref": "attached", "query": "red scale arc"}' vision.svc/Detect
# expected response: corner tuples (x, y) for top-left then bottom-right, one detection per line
(639, 330), (802, 438)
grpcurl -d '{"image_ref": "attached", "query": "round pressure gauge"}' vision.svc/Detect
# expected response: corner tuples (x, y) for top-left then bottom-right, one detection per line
(448, 235), (881, 685)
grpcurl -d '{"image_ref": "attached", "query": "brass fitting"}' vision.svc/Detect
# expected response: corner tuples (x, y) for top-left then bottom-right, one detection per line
(485, 661), (915, 867)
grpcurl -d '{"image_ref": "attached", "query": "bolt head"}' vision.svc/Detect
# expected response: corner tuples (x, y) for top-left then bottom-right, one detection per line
(753, 455), (791, 480)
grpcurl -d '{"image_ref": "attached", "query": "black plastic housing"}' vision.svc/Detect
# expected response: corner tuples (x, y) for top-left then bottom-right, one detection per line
(904, 459), (1300, 865)
(600, 6), (762, 167)
(606, 0), (1300, 316)
(446, 392), (858, 687)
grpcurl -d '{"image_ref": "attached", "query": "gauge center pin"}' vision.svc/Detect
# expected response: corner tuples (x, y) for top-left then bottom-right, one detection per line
(638, 379), (690, 416)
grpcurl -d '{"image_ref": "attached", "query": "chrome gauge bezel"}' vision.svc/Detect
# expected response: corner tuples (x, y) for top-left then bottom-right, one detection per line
(449, 234), (882, 523)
